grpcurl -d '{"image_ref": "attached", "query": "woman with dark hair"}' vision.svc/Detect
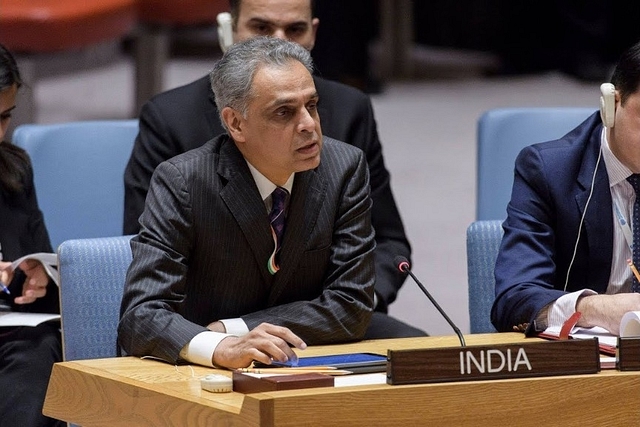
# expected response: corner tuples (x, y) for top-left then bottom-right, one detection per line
(0, 43), (63, 427)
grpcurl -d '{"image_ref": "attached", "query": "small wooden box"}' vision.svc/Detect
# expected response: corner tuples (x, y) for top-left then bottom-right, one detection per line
(618, 337), (640, 371)
(232, 372), (334, 394)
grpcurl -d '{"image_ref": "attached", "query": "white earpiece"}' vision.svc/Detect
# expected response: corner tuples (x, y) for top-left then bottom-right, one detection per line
(599, 83), (616, 128)
(217, 12), (233, 53)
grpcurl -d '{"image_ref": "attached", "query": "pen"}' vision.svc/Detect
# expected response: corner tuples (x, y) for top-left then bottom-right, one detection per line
(0, 243), (7, 294)
(237, 368), (352, 376)
(627, 259), (640, 283)
(263, 365), (337, 370)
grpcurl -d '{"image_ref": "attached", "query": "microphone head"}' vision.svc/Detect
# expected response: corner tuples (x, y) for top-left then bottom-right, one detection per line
(393, 256), (410, 273)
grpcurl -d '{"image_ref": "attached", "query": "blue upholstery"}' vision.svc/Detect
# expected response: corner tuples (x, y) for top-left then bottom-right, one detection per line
(12, 120), (138, 249)
(466, 220), (503, 333)
(57, 235), (133, 361)
(476, 107), (595, 220)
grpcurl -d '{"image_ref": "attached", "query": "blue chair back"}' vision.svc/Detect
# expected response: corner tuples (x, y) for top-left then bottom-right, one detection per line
(57, 235), (133, 361)
(466, 220), (503, 333)
(12, 120), (138, 249)
(476, 107), (595, 220)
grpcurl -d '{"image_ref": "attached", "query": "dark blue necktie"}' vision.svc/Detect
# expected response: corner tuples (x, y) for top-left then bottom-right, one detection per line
(627, 174), (640, 292)
(267, 187), (288, 274)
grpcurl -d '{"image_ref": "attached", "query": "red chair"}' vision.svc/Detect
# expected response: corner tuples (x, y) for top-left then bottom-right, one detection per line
(0, 0), (137, 132)
(134, 0), (228, 114)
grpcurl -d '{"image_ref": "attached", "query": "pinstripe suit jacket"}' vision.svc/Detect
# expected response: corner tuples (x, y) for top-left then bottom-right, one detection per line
(117, 134), (375, 363)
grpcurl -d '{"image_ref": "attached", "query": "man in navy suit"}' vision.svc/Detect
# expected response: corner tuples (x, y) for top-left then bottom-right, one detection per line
(492, 40), (640, 335)
(118, 37), (376, 369)
(124, 0), (426, 338)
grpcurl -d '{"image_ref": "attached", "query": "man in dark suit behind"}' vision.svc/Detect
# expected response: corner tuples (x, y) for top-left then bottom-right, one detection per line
(118, 37), (376, 369)
(123, 0), (426, 338)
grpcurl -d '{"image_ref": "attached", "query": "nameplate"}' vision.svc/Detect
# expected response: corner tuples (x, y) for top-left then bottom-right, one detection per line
(617, 337), (640, 371)
(386, 339), (600, 385)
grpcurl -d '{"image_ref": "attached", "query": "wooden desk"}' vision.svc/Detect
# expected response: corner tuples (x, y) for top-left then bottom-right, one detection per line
(44, 333), (639, 426)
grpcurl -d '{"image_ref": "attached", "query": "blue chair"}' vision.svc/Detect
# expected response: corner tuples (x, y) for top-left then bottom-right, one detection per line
(466, 220), (503, 333)
(476, 107), (596, 220)
(12, 120), (138, 249)
(57, 235), (133, 361)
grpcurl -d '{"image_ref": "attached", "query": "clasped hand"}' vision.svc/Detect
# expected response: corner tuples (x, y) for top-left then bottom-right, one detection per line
(0, 259), (50, 305)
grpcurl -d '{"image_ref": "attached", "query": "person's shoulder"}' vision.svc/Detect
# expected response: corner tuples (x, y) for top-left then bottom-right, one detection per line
(164, 134), (225, 167)
(522, 112), (601, 158)
(321, 136), (364, 159)
(313, 75), (370, 104)
(145, 75), (211, 107)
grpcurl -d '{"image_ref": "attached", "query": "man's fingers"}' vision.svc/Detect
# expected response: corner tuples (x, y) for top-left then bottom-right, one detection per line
(256, 323), (307, 350)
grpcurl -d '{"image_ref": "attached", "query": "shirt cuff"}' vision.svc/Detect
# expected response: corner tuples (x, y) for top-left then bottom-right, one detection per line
(179, 331), (231, 367)
(547, 289), (598, 329)
(220, 318), (249, 336)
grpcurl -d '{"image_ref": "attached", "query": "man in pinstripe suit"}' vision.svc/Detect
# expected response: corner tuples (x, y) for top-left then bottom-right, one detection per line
(118, 37), (375, 369)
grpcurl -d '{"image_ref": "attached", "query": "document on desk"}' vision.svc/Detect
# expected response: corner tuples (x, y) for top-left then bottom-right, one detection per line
(334, 373), (387, 387)
(0, 312), (61, 327)
(540, 311), (640, 356)
(540, 325), (617, 354)
(237, 371), (387, 388)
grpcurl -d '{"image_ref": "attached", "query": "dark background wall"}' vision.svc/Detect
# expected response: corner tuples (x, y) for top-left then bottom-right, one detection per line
(311, 0), (640, 91)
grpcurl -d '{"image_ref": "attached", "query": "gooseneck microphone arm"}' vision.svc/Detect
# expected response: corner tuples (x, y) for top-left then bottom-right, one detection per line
(394, 256), (466, 347)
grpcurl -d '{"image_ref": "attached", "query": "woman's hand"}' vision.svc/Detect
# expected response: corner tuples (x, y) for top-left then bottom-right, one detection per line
(12, 259), (50, 305)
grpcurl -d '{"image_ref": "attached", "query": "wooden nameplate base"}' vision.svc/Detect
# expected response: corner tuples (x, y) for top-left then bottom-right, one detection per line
(232, 372), (334, 394)
(617, 337), (640, 371)
(387, 338), (600, 385)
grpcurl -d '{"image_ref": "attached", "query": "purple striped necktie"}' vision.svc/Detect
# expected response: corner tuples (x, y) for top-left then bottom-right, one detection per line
(267, 187), (288, 275)
(627, 174), (640, 292)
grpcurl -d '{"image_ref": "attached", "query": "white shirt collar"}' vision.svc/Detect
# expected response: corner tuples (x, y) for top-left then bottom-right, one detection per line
(602, 128), (634, 188)
(245, 161), (294, 202)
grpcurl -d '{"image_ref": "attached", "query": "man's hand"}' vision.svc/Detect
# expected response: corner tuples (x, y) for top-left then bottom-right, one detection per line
(212, 322), (307, 369)
(12, 259), (50, 305)
(576, 293), (640, 335)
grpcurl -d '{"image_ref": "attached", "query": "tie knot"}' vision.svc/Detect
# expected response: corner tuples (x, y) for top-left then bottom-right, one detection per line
(271, 187), (288, 211)
(628, 174), (640, 193)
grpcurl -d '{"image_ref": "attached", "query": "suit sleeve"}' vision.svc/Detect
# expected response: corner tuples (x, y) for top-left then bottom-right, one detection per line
(123, 99), (183, 235)
(241, 149), (376, 343)
(491, 145), (567, 332)
(118, 160), (206, 363)
(353, 95), (411, 312)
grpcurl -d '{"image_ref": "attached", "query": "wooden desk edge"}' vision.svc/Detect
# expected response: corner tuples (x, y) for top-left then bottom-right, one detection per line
(43, 334), (640, 426)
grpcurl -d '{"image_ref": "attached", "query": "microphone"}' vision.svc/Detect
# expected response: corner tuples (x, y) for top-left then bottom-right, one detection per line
(394, 256), (466, 347)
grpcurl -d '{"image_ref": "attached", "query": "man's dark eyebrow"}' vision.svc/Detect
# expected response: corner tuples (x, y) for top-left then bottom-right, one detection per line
(286, 22), (309, 29)
(247, 17), (308, 29)
(0, 105), (16, 116)
(271, 92), (319, 109)
(246, 17), (273, 27)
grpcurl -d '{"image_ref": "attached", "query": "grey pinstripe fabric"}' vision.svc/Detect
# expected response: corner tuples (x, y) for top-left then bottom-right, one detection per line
(118, 135), (375, 363)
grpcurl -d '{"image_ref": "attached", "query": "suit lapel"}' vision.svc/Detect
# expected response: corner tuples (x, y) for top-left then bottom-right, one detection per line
(267, 168), (327, 305)
(218, 139), (275, 286)
(575, 130), (612, 292)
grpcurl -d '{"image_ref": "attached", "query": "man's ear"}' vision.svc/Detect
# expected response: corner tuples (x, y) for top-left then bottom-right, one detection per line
(221, 106), (245, 142)
(308, 17), (320, 50)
